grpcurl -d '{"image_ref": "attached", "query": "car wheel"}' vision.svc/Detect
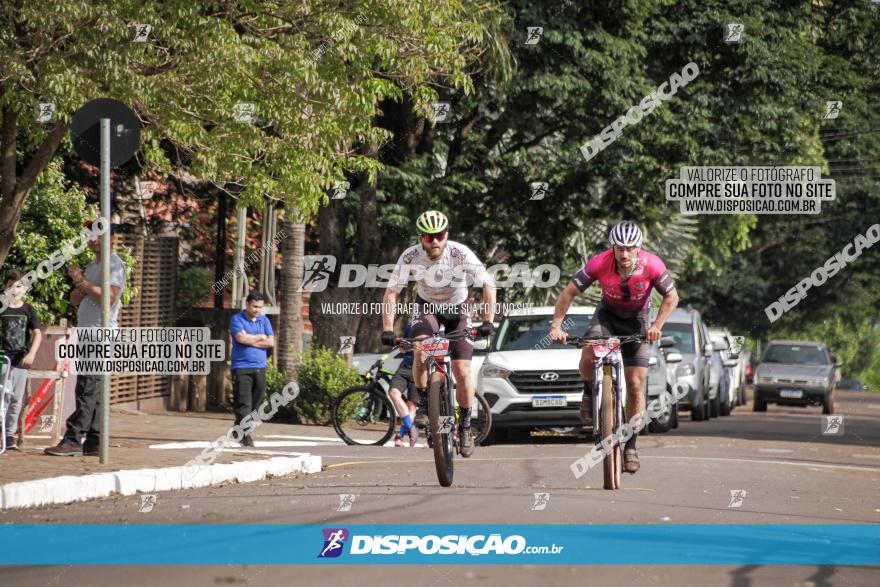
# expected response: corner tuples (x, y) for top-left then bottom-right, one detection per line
(753, 393), (767, 412)
(648, 400), (673, 434)
(692, 391), (707, 421)
(822, 391), (835, 415)
(709, 389), (720, 418)
(720, 388), (731, 416)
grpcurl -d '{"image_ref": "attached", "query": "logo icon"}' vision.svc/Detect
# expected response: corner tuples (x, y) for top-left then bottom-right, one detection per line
(540, 372), (559, 382)
(529, 182), (548, 201)
(319, 528), (349, 558)
(38, 414), (56, 433)
(337, 494), (356, 512)
(300, 255), (337, 292)
(822, 415), (844, 435)
(331, 180), (349, 200)
(337, 336), (356, 354)
(138, 494), (157, 513)
(525, 27), (543, 45)
(438, 416), (455, 434)
(532, 492), (550, 510)
(824, 101), (842, 120)
(728, 489), (747, 508)
(132, 24), (152, 42)
(234, 102), (256, 124)
(724, 23), (744, 44)
(35, 102), (56, 124)
(431, 102), (451, 123)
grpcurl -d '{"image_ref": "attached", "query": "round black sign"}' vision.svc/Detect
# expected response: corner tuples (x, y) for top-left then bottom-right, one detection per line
(70, 98), (141, 167)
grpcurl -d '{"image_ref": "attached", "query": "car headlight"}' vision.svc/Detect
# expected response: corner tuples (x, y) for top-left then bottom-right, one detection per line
(676, 363), (695, 377)
(480, 363), (510, 379)
(809, 378), (829, 388)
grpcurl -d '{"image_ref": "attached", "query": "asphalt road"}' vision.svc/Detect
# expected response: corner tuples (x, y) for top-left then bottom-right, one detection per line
(3, 389), (879, 586)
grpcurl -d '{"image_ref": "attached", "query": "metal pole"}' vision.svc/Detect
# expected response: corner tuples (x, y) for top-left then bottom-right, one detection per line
(100, 118), (111, 464)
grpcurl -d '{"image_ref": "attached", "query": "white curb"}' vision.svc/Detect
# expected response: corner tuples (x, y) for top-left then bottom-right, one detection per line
(0, 455), (321, 510)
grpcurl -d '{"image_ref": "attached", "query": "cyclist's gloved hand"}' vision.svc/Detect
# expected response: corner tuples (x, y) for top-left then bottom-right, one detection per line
(477, 322), (495, 337)
(381, 330), (396, 346)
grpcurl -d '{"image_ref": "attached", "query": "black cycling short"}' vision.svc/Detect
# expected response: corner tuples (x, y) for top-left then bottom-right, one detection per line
(389, 366), (419, 403)
(583, 307), (650, 368)
(410, 296), (474, 360)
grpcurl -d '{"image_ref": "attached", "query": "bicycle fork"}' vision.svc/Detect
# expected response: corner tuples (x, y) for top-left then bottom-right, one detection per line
(591, 359), (626, 442)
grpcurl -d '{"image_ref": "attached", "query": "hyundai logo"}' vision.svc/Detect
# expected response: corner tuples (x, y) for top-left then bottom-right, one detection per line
(540, 372), (559, 382)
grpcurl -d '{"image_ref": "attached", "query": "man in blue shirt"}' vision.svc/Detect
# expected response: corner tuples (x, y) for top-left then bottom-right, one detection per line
(389, 323), (418, 447)
(230, 291), (274, 447)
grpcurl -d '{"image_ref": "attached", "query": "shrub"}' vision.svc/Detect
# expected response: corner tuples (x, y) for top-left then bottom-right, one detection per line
(294, 346), (363, 425)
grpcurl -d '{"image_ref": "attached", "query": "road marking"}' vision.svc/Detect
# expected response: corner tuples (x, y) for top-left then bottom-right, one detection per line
(149, 441), (322, 449)
(647, 455), (880, 473)
(758, 448), (794, 454)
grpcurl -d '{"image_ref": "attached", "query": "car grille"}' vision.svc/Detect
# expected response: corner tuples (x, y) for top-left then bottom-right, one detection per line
(508, 369), (583, 394)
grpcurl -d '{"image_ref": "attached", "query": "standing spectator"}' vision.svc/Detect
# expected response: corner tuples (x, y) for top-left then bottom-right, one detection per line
(1, 270), (42, 452)
(46, 222), (125, 456)
(229, 291), (274, 447)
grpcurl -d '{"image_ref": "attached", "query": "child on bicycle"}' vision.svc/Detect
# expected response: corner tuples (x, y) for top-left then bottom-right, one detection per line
(389, 324), (419, 447)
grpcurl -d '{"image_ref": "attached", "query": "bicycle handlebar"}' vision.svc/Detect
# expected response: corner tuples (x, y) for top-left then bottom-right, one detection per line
(394, 328), (481, 347)
(566, 334), (645, 347)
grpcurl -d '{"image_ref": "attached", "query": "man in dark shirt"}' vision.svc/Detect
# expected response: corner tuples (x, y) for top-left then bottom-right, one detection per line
(1, 270), (43, 451)
(389, 323), (419, 447)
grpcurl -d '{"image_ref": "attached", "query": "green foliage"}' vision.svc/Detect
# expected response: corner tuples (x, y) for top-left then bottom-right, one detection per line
(293, 346), (363, 425)
(257, 357), (299, 423)
(5, 160), (94, 323)
(177, 266), (210, 310)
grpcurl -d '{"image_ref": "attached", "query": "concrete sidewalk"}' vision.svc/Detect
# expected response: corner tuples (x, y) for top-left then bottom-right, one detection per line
(0, 410), (323, 509)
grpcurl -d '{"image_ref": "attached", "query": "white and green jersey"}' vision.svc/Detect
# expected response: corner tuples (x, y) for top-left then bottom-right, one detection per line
(387, 241), (490, 305)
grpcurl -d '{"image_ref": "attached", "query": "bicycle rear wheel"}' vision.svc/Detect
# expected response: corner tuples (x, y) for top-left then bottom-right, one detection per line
(599, 371), (621, 490)
(332, 385), (396, 446)
(471, 392), (493, 445)
(428, 371), (454, 487)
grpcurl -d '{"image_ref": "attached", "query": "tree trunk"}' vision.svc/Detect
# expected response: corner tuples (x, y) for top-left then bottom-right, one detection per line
(277, 208), (305, 378)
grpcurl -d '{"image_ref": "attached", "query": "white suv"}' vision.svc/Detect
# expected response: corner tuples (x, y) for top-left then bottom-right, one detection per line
(478, 306), (596, 438)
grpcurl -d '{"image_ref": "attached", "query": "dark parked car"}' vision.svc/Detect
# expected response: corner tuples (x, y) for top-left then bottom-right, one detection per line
(754, 340), (841, 414)
(837, 378), (867, 391)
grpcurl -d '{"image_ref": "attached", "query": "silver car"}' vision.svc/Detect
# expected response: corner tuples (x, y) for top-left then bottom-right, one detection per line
(754, 340), (841, 414)
(661, 308), (714, 421)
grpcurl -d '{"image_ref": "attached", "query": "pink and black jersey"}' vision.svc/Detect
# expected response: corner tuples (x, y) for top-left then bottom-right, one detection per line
(571, 249), (675, 318)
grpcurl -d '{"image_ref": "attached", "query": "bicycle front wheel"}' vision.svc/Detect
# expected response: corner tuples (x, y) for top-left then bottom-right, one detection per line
(332, 385), (396, 446)
(599, 372), (621, 490)
(429, 371), (454, 487)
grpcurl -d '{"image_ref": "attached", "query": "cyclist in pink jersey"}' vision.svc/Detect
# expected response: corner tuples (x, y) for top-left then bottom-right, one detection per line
(549, 221), (679, 474)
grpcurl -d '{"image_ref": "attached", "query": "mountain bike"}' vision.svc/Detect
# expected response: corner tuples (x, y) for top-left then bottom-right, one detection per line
(397, 328), (492, 487)
(331, 354), (397, 446)
(332, 348), (491, 449)
(568, 334), (643, 490)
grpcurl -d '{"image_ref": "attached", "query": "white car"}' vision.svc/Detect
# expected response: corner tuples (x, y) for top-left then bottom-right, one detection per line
(478, 306), (596, 440)
(708, 327), (747, 409)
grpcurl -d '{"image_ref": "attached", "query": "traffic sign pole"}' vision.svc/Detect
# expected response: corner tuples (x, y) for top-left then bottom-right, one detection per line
(100, 118), (111, 464)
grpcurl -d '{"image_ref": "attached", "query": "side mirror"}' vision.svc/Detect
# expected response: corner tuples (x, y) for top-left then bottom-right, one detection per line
(712, 340), (728, 351)
(659, 336), (676, 348)
(648, 356), (658, 367)
(723, 359), (738, 367)
(728, 352), (740, 359)
(474, 339), (489, 351)
(666, 352), (683, 364)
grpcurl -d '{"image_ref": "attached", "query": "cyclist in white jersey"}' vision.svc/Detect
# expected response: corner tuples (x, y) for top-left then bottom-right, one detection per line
(381, 210), (496, 457)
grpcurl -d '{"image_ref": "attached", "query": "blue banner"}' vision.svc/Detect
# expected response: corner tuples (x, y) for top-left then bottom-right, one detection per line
(1, 524), (877, 565)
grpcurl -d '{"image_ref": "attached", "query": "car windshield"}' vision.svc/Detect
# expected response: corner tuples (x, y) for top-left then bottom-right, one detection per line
(493, 314), (592, 351)
(763, 344), (829, 365)
(662, 322), (695, 352)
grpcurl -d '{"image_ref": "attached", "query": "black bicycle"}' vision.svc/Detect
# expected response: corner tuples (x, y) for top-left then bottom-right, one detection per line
(331, 353), (398, 446)
(397, 329), (492, 487)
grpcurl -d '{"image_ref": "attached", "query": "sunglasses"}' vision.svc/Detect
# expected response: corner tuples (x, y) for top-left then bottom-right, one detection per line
(419, 231), (448, 243)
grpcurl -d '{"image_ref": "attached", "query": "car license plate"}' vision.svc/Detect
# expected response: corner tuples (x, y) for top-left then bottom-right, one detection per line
(779, 388), (803, 399)
(532, 395), (566, 408)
